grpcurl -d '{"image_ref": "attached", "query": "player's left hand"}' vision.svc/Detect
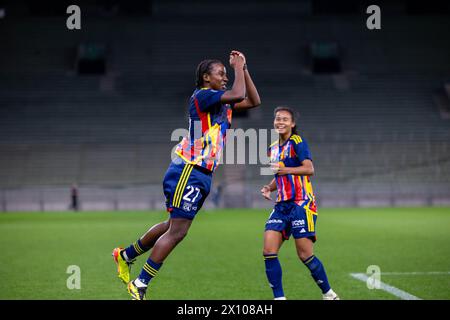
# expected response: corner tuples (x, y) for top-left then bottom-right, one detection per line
(271, 162), (290, 175)
(276, 166), (291, 176)
(230, 50), (246, 65)
(229, 52), (245, 69)
(270, 162), (280, 174)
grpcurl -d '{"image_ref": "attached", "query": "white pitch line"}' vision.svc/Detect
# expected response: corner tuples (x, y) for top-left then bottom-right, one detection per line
(350, 273), (422, 300)
(380, 271), (450, 276)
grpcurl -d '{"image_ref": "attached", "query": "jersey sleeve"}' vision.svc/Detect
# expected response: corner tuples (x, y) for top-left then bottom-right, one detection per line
(196, 89), (225, 112)
(267, 142), (277, 160)
(293, 138), (312, 162)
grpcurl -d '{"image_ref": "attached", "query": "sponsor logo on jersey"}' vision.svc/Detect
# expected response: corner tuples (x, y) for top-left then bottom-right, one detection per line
(266, 219), (283, 224)
(292, 219), (305, 227)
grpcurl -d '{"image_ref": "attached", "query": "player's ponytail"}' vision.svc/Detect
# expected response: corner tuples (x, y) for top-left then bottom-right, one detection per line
(195, 59), (223, 88)
(274, 106), (298, 135)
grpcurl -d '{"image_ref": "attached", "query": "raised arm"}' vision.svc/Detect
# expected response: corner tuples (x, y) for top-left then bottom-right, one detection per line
(232, 51), (262, 110)
(220, 52), (246, 104)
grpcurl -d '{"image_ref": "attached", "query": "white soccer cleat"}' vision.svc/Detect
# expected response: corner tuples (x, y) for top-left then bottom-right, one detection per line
(274, 297), (287, 300)
(322, 289), (340, 300)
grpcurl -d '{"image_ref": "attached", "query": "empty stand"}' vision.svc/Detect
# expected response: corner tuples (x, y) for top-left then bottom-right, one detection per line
(1, 2), (449, 210)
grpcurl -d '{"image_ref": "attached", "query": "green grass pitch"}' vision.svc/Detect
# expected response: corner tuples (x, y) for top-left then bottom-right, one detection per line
(0, 207), (449, 300)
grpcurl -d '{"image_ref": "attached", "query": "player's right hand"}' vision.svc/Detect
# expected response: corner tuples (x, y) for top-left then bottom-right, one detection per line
(270, 162), (280, 174)
(261, 185), (272, 201)
(230, 50), (246, 65)
(229, 51), (245, 69)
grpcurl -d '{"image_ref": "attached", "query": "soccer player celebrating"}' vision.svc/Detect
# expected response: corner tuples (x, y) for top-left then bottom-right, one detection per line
(113, 50), (261, 300)
(261, 107), (339, 300)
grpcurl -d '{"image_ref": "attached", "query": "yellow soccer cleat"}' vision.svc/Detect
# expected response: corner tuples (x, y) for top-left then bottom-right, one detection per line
(112, 247), (133, 284)
(127, 280), (147, 300)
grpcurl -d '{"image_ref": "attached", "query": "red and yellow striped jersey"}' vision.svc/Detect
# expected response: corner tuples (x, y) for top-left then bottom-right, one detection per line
(175, 88), (233, 172)
(268, 134), (316, 210)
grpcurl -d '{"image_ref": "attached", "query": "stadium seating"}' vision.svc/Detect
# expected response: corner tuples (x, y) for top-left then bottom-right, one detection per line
(1, 6), (449, 210)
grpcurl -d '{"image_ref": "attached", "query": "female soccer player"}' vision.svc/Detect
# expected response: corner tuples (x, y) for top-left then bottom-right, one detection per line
(261, 107), (339, 300)
(113, 50), (261, 300)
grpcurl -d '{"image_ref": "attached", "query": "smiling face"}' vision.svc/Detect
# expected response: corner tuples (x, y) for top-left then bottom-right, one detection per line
(202, 63), (228, 90)
(274, 110), (295, 136)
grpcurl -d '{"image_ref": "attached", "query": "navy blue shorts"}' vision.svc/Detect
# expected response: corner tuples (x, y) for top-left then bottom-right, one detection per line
(163, 160), (212, 220)
(265, 201), (318, 242)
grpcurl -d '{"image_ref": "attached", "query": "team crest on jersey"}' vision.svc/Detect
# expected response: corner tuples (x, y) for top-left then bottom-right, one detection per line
(182, 202), (192, 212)
(282, 147), (289, 159)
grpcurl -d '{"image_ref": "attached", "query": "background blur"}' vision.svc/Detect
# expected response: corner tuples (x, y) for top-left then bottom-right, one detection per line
(1, 0), (449, 212)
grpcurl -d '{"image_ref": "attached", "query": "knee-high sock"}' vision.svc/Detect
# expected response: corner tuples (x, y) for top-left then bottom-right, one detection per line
(264, 254), (285, 298)
(302, 255), (331, 294)
(123, 239), (150, 261)
(137, 257), (162, 286)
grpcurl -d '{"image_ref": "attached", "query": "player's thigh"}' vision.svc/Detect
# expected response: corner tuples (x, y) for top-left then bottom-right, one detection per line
(290, 203), (317, 240)
(264, 204), (290, 254)
(263, 230), (284, 255)
(168, 217), (193, 238)
(162, 162), (210, 213)
(162, 161), (185, 204)
(177, 166), (211, 212)
(294, 237), (314, 260)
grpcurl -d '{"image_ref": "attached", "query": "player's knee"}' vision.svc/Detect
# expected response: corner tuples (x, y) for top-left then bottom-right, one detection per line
(296, 249), (312, 261)
(169, 228), (189, 243)
(263, 248), (278, 256)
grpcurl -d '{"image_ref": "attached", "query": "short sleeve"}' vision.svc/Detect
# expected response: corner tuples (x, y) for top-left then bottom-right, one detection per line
(293, 138), (312, 162)
(267, 142), (278, 160)
(196, 89), (225, 112)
